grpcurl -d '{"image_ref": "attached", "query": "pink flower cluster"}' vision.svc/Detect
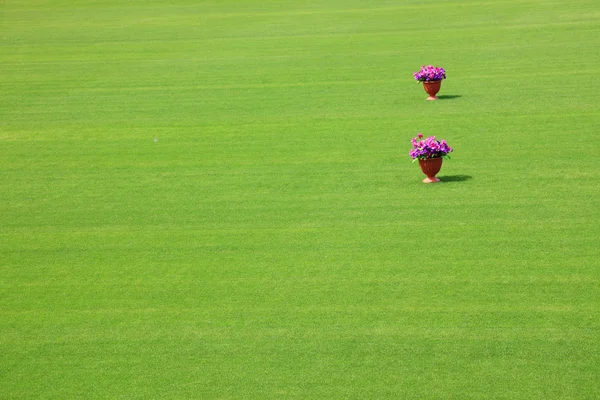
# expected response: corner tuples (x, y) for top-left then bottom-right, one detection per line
(409, 133), (453, 160)
(413, 65), (447, 82)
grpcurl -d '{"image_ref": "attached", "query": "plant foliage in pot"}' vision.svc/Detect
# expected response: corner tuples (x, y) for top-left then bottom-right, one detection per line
(413, 65), (446, 100)
(409, 133), (453, 183)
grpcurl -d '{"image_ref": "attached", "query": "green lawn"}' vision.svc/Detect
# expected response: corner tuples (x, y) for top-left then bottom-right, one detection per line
(1, 0), (599, 398)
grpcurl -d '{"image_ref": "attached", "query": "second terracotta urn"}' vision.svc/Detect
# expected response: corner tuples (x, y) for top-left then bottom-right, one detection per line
(418, 157), (443, 183)
(423, 80), (442, 100)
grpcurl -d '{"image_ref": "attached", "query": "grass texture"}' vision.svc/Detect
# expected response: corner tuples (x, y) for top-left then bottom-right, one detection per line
(1, 0), (599, 398)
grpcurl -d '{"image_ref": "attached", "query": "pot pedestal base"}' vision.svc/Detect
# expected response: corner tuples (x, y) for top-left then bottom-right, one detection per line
(423, 177), (441, 183)
(426, 96), (438, 101)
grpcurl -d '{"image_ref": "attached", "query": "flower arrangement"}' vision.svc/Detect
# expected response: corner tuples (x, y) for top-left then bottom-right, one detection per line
(409, 133), (453, 162)
(413, 65), (446, 82)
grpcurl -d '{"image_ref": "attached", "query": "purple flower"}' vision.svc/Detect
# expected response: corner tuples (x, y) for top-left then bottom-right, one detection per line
(413, 65), (447, 82)
(408, 133), (453, 161)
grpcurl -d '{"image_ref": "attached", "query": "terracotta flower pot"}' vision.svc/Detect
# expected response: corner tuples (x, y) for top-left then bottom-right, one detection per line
(423, 80), (442, 100)
(418, 157), (443, 183)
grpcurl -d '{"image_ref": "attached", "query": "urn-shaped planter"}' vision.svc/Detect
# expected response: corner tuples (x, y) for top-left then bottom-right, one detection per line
(418, 157), (443, 183)
(423, 80), (442, 100)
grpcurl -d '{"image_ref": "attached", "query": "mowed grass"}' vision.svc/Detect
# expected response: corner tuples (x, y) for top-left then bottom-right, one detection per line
(1, 0), (599, 398)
